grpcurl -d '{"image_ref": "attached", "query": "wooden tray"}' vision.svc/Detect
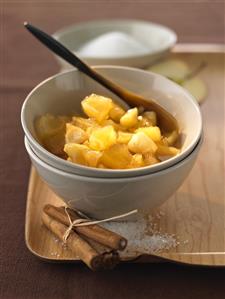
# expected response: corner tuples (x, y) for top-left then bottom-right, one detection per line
(25, 48), (225, 267)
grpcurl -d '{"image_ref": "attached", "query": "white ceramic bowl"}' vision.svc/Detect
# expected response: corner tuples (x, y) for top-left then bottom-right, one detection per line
(21, 66), (202, 178)
(25, 135), (202, 219)
(53, 19), (177, 69)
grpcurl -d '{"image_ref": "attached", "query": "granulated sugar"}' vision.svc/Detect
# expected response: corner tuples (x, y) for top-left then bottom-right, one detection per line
(77, 31), (149, 58)
(102, 213), (179, 256)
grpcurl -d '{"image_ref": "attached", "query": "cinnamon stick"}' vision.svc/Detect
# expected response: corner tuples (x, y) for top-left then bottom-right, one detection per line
(43, 204), (127, 250)
(42, 212), (102, 270)
(82, 236), (120, 269)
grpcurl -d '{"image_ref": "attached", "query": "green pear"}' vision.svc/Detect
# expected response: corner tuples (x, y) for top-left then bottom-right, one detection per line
(148, 59), (190, 83)
(148, 58), (207, 103)
(182, 77), (207, 104)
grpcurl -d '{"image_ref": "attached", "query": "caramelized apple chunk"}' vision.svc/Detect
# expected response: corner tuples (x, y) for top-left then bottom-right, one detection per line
(65, 124), (88, 144)
(135, 126), (161, 142)
(64, 143), (89, 166)
(117, 131), (133, 144)
(141, 111), (157, 126)
(109, 103), (125, 122)
(120, 108), (138, 128)
(64, 143), (102, 167)
(143, 153), (160, 166)
(163, 130), (179, 146)
(81, 94), (113, 123)
(128, 132), (158, 154)
(72, 117), (98, 131)
(89, 125), (117, 151)
(156, 145), (180, 156)
(35, 114), (65, 141)
(129, 154), (145, 168)
(101, 144), (132, 169)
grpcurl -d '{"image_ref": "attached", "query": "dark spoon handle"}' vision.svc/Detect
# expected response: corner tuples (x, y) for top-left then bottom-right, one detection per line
(24, 22), (127, 100)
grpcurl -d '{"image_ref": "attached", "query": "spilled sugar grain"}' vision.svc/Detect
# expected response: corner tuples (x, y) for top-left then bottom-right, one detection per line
(102, 213), (180, 256)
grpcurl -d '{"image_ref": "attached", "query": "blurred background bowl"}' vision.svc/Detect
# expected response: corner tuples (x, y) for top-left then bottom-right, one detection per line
(53, 19), (177, 69)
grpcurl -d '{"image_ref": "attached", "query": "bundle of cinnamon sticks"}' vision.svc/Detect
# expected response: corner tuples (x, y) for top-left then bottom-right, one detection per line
(42, 204), (127, 270)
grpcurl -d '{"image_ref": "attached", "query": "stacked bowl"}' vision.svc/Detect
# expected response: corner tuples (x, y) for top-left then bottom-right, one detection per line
(21, 66), (202, 219)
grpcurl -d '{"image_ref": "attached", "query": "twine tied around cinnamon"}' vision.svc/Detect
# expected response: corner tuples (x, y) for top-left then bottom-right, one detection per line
(63, 207), (138, 243)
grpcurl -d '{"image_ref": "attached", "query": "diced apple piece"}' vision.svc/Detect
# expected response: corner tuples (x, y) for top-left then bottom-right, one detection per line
(101, 144), (132, 169)
(64, 143), (102, 167)
(128, 132), (157, 154)
(84, 150), (102, 168)
(135, 126), (161, 142)
(141, 111), (157, 126)
(182, 77), (207, 104)
(35, 114), (67, 157)
(64, 143), (89, 165)
(117, 131), (133, 144)
(120, 108), (138, 128)
(138, 116), (151, 127)
(143, 153), (160, 166)
(72, 117), (98, 130)
(163, 130), (179, 146)
(129, 154), (145, 168)
(81, 94), (113, 123)
(65, 124), (88, 144)
(109, 103), (125, 122)
(156, 145), (180, 156)
(101, 119), (123, 131)
(35, 114), (65, 140)
(86, 126), (97, 138)
(89, 126), (117, 151)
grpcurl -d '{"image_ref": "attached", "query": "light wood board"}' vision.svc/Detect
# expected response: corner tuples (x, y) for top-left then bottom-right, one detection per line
(25, 51), (225, 267)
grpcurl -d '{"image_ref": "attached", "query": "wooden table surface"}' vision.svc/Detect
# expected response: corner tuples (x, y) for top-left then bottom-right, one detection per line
(0, 2), (225, 299)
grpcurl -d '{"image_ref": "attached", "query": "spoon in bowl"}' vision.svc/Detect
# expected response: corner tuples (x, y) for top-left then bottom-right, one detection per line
(24, 22), (178, 132)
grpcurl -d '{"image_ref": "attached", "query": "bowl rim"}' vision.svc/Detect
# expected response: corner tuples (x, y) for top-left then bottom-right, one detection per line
(53, 19), (177, 60)
(24, 134), (202, 184)
(21, 65), (202, 177)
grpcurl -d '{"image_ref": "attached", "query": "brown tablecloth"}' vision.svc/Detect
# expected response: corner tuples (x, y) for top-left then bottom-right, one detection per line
(1, 2), (225, 299)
